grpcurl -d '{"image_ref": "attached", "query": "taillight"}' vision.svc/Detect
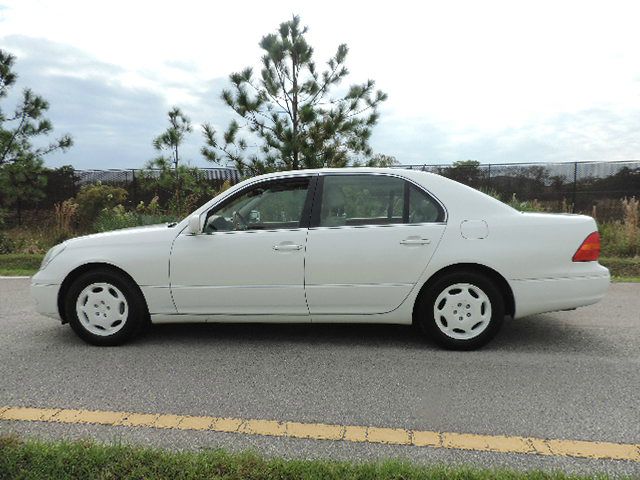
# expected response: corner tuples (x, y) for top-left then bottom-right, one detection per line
(572, 232), (601, 262)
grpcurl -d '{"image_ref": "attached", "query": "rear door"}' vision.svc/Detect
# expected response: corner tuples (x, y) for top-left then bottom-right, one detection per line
(304, 173), (446, 315)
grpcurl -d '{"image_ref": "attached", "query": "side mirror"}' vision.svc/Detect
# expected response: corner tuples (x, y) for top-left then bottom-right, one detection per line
(187, 214), (202, 235)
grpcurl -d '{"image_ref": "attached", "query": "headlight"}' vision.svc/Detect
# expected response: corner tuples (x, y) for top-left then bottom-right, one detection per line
(40, 243), (67, 270)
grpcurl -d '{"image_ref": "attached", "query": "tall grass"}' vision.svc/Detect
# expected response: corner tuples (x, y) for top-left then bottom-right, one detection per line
(600, 197), (639, 257)
(0, 435), (615, 480)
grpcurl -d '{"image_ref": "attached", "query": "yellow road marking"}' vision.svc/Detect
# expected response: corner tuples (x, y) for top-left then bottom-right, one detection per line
(1, 405), (638, 462)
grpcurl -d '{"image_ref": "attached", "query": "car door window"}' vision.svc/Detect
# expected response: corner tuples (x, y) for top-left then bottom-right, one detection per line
(204, 177), (310, 232)
(319, 175), (404, 227)
(318, 175), (443, 227)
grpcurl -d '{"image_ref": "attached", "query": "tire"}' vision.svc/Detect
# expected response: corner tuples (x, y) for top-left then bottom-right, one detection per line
(415, 270), (505, 350)
(64, 268), (148, 346)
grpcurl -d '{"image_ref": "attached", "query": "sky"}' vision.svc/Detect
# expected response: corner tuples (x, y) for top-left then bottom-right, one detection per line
(1, 0), (640, 169)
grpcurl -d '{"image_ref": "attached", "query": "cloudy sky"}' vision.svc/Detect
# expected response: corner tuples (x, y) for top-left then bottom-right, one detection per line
(1, 0), (639, 169)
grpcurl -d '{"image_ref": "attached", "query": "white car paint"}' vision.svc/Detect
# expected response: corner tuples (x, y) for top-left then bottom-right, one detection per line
(31, 168), (610, 334)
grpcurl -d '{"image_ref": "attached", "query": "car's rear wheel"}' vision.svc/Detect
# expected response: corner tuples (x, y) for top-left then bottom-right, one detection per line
(416, 271), (505, 350)
(65, 268), (147, 346)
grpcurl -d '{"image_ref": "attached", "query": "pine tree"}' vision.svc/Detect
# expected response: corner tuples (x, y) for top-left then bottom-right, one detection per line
(0, 49), (73, 166)
(201, 15), (387, 176)
(0, 49), (73, 223)
(151, 107), (192, 171)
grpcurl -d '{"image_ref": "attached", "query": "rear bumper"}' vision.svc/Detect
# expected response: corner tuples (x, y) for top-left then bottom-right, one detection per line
(30, 282), (61, 321)
(511, 267), (610, 319)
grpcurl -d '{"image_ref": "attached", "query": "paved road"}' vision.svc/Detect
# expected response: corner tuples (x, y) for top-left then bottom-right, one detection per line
(1, 278), (639, 476)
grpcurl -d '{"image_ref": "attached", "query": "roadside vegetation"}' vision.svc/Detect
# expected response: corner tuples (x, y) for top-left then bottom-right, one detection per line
(1, 194), (639, 280)
(494, 193), (640, 259)
(0, 435), (620, 480)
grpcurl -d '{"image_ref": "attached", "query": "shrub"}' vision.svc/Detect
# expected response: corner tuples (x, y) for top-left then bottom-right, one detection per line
(506, 193), (545, 212)
(598, 198), (640, 257)
(92, 204), (176, 233)
(53, 199), (78, 242)
(622, 197), (639, 248)
(74, 183), (128, 228)
(92, 205), (138, 232)
(0, 232), (16, 254)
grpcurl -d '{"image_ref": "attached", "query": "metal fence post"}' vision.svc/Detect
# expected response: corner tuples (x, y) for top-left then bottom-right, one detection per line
(131, 169), (137, 205)
(572, 162), (578, 213)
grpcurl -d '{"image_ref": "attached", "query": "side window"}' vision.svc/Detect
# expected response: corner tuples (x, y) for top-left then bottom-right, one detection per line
(409, 184), (443, 223)
(319, 175), (404, 227)
(318, 175), (444, 227)
(204, 177), (310, 232)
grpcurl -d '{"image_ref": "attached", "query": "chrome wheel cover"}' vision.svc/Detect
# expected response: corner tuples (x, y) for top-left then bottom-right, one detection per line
(75, 282), (128, 336)
(433, 283), (492, 340)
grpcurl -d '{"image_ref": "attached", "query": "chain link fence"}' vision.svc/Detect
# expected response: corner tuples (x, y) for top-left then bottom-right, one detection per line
(1, 161), (639, 224)
(396, 160), (640, 219)
(0, 167), (241, 223)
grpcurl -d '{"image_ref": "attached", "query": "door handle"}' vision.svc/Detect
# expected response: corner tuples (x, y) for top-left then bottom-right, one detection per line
(400, 237), (431, 245)
(273, 243), (303, 251)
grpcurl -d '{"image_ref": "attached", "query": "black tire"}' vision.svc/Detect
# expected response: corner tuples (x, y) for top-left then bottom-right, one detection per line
(415, 270), (505, 350)
(64, 268), (148, 346)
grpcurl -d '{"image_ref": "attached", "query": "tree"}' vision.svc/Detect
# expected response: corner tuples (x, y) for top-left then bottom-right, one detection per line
(202, 15), (387, 176)
(445, 160), (483, 186)
(0, 49), (73, 223)
(0, 50), (72, 166)
(148, 107), (193, 209)
(355, 153), (399, 168)
(152, 107), (192, 171)
(0, 156), (46, 223)
(138, 158), (218, 216)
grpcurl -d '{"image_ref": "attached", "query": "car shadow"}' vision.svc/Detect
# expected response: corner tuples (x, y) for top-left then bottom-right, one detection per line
(141, 322), (428, 350)
(487, 314), (618, 355)
(133, 314), (617, 355)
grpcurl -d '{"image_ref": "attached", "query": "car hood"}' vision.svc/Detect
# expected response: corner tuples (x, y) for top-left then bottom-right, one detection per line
(65, 223), (178, 248)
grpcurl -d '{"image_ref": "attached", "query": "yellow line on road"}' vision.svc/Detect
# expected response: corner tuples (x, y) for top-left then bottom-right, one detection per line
(1, 405), (638, 462)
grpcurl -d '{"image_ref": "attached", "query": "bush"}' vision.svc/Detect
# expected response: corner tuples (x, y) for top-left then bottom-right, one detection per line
(92, 204), (176, 233)
(138, 160), (219, 216)
(75, 183), (128, 228)
(598, 197), (639, 257)
(0, 232), (16, 254)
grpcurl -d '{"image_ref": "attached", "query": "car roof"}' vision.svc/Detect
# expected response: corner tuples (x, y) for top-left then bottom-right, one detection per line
(248, 167), (437, 182)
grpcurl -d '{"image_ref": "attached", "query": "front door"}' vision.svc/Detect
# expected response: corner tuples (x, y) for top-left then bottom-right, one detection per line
(304, 173), (446, 315)
(170, 175), (314, 316)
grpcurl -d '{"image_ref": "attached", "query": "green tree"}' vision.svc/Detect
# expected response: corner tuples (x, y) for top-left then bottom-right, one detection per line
(0, 49), (73, 223)
(139, 158), (217, 216)
(152, 107), (192, 171)
(148, 107), (194, 210)
(445, 160), (483, 186)
(202, 15), (387, 176)
(354, 153), (399, 168)
(0, 50), (72, 166)
(0, 156), (46, 224)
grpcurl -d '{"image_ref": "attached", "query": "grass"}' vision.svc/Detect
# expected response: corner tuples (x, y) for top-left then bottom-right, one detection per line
(0, 254), (639, 281)
(0, 253), (43, 276)
(598, 256), (640, 278)
(0, 435), (618, 480)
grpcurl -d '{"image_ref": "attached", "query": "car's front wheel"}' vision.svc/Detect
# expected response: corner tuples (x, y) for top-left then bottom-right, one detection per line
(416, 271), (505, 350)
(64, 268), (147, 346)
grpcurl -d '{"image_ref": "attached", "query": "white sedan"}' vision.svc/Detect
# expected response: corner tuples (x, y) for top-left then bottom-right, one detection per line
(31, 168), (610, 349)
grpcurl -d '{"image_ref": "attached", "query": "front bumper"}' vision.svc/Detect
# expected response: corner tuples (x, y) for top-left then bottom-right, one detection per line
(30, 282), (61, 321)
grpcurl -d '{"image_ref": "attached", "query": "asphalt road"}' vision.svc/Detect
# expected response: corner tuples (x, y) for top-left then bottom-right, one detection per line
(1, 278), (639, 476)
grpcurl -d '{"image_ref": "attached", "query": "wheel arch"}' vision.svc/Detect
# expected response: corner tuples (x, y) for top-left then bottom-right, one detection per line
(413, 263), (515, 321)
(57, 262), (148, 324)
